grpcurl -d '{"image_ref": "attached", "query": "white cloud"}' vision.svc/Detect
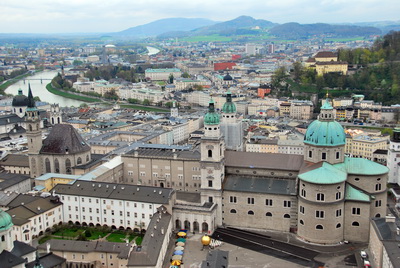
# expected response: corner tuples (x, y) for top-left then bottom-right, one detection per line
(0, 0), (398, 33)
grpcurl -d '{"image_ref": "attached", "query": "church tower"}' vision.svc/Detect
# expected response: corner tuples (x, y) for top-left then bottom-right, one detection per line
(50, 104), (62, 125)
(220, 90), (243, 151)
(200, 99), (225, 227)
(170, 101), (178, 118)
(25, 85), (42, 178)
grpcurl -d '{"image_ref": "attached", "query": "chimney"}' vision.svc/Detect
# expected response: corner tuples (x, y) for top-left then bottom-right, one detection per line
(46, 243), (50, 253)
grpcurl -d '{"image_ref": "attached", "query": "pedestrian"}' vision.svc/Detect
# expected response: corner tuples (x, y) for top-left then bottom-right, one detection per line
(236, 256), (238, 261)
(272, 241), (274, 246)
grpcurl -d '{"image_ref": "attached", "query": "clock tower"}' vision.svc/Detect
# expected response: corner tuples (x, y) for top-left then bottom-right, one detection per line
(200, 99), (225, 227)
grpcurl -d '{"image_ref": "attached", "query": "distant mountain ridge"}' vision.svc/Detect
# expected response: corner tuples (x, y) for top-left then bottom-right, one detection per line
(115, 16), (400, 39)
(115, 18), (217, 37)
(269, 22), (382, 39)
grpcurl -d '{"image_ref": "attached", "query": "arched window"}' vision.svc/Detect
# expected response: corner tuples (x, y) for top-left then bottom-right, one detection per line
(299, 219), (304, 225)
(65, 159), (71, 174)
(316, 225), (323, 230)
(54, 159), (60, 173)
(352, 221), (360, 226)
(284, 214), (290, 218)
(266, 212), (272, 217)
(248, 210), (254, 215)
(86, 155), (90, 162)
(51, 118), (55, 125)
(45, 158), (51, 173)
(19, 108), (22, 113)
(375, 214), (381, 218)
(336, 223), (341, 228)
(208, 150), (212, 158)
(230, 209), (236, 214)
(29, 125), (32, 131)
(77, 157), (82, 165)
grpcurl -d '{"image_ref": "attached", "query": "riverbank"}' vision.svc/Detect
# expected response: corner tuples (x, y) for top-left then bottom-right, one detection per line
(46, 83), (101, 103)
(0, 71), (36, 94)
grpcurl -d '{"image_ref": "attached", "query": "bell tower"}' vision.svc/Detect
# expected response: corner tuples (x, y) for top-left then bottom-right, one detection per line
(200, 99), (225, 227)
(25, 85), (42, 178)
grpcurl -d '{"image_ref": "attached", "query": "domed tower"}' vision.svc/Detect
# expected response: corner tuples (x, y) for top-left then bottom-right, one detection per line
(387, 128), (400, 184)
(12, 88), (29, 118)
(200, 99), (225, 227)
(297, 98), (347, 244)
(0, 209), (13, 252)
(303, 99), (346, 165)
(222, 73), (234, 86)
(220, 90), (243, 151)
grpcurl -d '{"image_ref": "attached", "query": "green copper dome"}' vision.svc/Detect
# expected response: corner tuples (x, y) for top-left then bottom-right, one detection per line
(304, 120), (346, 146)
(222, 90), (236, 113)
(304, 98), (345, 146)
(204, 99), (220, 125)
(0, 209), (13, 231)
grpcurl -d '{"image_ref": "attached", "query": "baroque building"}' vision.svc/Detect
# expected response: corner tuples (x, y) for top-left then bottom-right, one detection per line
(121, 97), (389, 244)
(26, 89), (91, 178)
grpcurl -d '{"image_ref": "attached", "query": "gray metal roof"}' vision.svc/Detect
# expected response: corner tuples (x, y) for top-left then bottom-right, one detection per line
(224, 175), (296, 195)
(53, 181), (174, 204)
(40, 124), (91, 154)
(128, 207), (172, 266)
(225, 151), (303, 171)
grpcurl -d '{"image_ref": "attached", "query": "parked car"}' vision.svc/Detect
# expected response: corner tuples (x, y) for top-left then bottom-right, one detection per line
(361, 250), (368, 259)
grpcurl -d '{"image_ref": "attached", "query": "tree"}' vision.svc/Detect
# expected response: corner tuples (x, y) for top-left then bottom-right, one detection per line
(193, 85), (203, 91)
(292, 62), (304, 82)
(142, 99), (151, 106)
(128, 98), (140, 104)
(33, 96), (41, 102)
(73, 60), (84, 66)
(271, 67), (288, 90)
(104, 89), (118, 100)
(182, 72), (190, 78)
(168, 74), (174, 84)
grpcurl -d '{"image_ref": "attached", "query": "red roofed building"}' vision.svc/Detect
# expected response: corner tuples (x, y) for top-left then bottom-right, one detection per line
(232, 54), (241, 61)
(214, 62), (236, 71)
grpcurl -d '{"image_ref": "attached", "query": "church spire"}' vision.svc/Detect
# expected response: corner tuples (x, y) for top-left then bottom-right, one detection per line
(27, 83), (36, 108)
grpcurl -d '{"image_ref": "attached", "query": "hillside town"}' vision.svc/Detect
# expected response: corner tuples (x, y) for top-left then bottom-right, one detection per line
(0, 28), (400, 268)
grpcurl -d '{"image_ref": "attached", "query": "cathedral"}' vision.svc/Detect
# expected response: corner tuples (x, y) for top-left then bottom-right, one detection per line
(122, 93), (389, 244)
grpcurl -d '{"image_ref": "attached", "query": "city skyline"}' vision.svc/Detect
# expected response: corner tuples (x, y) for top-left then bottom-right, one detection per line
(1, 0), (399, 34)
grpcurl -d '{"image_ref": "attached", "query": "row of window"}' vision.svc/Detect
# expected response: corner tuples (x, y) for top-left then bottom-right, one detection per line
(308, 151), (341, 160)
(299, 220), (360, 229)
(67, 206), (152, 218)
(68, 214), (148, 226)
(300, 191), (342, 201)
(229, 197), (292, 207)
(62, 196), (151, 208)
(229, 209), (290, 218)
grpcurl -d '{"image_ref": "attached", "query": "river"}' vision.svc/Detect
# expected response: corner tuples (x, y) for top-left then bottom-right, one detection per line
(5, 70), (84, 107)
(147, 46), (160, 55)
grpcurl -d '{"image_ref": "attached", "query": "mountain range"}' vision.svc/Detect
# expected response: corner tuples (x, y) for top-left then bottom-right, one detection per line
(114, 16), (400, 40)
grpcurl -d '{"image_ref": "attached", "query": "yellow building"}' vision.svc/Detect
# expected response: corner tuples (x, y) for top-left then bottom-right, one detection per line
(345, 134), (388, 160)
(34, 173), (80, 192)
(245, 138), (278, 153)
(305, 51), (348, 75)
(315, 61), (348, 76)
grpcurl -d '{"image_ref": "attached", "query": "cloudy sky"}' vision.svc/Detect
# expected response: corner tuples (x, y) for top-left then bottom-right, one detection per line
(1, 0), (399, 33)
